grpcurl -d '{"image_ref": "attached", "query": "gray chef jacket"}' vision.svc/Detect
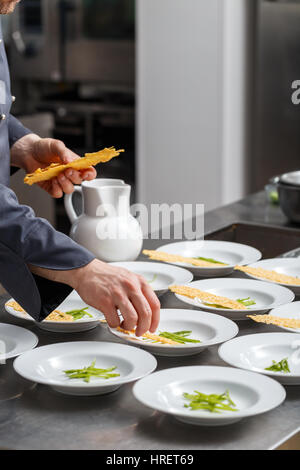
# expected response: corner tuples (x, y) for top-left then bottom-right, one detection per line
(0, 23), (95, 321)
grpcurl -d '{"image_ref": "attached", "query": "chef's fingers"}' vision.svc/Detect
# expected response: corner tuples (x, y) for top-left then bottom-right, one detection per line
(57, 172), (74, 194)
(102, 303), (120, 329)
(80, 168), (97, 181)
(51, 178), (63, 198)
(129, 292), (152, 337)
(139, 281), (160, 333)
(117, 299), (138, 332)
(64, 169), (83, 184)
(49, 139), (80, 164)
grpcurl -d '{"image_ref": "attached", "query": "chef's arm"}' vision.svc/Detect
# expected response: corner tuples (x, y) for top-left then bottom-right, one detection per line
(7, 114), (32, 176)
(0, 183), (95, 321)
(29, 260), (160, 336)
(0, 183), (160, 334)
(8, 114), (32, 149)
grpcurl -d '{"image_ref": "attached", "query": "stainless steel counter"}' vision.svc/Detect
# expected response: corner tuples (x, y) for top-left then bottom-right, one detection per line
(0, 192), (299, 450)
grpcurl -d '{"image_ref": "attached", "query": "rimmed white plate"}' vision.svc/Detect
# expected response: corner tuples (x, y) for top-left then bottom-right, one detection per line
(133, 366), (286, 426)
(0, 323), (38, 362)
(238, 258), (300, 295)
(109, 309), (238, 357)
(173, 278), (295, 320)
(219, 333), (300, 385)
(154, 240), (261, 277)
(13, 341), (157, 396)
(269, 301), (300, 333)
(109, 261), (193, 296)
(5, 290), (104, 333)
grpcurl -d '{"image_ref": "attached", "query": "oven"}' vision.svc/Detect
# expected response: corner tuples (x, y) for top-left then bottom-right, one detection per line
(10, 0), (61, 81)
(10, 0), (135, 86)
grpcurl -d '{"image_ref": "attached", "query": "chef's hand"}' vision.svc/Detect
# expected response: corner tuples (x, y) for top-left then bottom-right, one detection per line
(73, 260), (160, 336)
(10, 133), (97, 198)
(29, 259), (161, 336)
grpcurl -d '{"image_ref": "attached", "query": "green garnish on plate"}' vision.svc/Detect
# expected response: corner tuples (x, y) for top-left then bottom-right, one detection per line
(265, 358), (290, 373)
(194, 256), (227, 265)
(64, 360), (120, 383)
(236, 297), (256, 307)
(157, 330), (201, 344)
(147, 274), (158, 284)
(65, 307), (93, 320)
(183, 389), (238, 413)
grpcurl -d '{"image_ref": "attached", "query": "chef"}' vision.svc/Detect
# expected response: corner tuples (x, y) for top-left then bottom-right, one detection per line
(0, 0), (160, 337)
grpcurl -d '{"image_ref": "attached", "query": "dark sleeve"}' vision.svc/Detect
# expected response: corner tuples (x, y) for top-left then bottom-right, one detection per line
(8, 114), (32, 148)
(0, 183), (95, 321)
(8, 114), (32, 176)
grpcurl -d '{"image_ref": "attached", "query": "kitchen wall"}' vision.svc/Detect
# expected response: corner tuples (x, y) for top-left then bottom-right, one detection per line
(137, 0), (257, 212)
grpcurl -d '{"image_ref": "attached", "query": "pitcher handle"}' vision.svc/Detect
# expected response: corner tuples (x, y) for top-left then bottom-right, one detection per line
(64, 186), (82, 224)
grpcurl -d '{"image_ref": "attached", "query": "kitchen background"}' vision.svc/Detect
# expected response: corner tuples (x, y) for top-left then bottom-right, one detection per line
(3, 0), (300, 235)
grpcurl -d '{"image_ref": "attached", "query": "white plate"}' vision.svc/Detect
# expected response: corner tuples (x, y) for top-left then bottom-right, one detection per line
(0, 323), (38, 362)
(219, 333), (300, 385)
(154, 240), (262, 277)
(133, 366), (286, 426)
(269, 301), (300, 333)
(173, 278), (295, 320)
(238, 258), (300, 295)
(109, 309), (238, 357)
(13, 341), (157, 396)
(5, 291), (104, 333)
(109, 261), (193, 296)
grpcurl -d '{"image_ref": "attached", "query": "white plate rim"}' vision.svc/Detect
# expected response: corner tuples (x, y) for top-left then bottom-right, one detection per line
(108, 309), (239, 350)
(5, 298), (103, 325)
(239, 258), (300, 288)
(155, 240), (262, 269)
(173, 278), (295, 313)
(133, 365), (286, 420)
(0, 322), (39, 360)
(109, 261), (193, 289)
(13, 341), (157, 388)
(269, 300), (300, 333)
(218, 332), (300, 378)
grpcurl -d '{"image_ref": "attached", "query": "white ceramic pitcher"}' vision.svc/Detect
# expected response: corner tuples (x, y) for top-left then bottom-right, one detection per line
(64, 179), (143, 262)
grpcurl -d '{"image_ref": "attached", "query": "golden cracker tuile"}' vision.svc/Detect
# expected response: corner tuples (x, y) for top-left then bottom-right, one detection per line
(117, 326), (180, 345)
(24, 147), (124, 185)
(142, 249), (226, 267)
(169, 284), (246, 310)
(247, 314), (300, 329)
(235, 265), (300, 286)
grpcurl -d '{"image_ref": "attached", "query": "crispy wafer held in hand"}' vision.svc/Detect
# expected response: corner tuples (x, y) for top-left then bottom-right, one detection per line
(169, 285), (246, 310)
(235, 265), (300, 286)
(143, 250), (227, 267)
(24, 147), (124, 185)
(247, 314), (300, 329)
